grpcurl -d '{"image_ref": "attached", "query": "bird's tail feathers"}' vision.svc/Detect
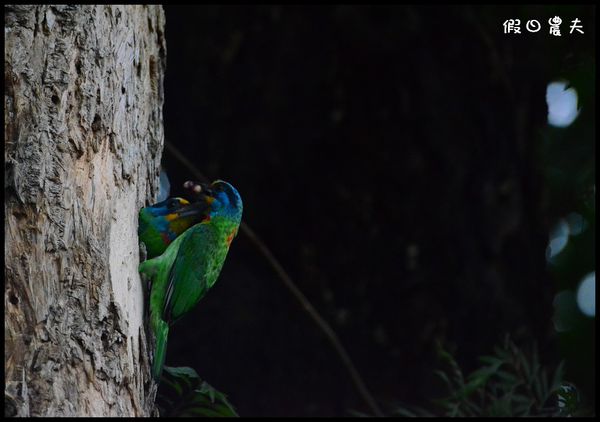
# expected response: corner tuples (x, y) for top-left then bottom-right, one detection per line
(152, 319), (169, 381)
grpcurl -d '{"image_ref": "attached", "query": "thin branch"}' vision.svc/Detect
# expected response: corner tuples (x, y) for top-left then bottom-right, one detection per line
(163, 141), (384, 417)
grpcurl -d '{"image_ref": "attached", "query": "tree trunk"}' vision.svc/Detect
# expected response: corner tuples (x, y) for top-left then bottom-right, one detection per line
(4, 5), (166, 416)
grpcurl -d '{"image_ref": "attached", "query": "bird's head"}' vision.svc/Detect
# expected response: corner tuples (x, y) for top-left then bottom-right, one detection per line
(145, 197), (190, 217)
(184, 180), (243, 224)
(145, 197), (210, 229)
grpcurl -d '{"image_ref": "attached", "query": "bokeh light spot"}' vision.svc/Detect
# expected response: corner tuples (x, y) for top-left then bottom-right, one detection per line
(576, 272), (595, 317)
(546, 219), (570, 262)
(546, 81), (580, 127)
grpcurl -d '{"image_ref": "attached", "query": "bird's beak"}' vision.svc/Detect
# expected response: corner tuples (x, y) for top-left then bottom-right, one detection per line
(176, 200), (211, 218)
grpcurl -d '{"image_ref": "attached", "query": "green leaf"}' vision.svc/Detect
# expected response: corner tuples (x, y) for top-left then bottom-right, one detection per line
(157, 366), (238, 417)
(346, 409), (372, 417)
(199, 382), (218, 403)
(447, 402), (460, 417)
(391, 407), (417, 417)
(460, 397), (482, 416)
(162, 365), (199, 392)
(478, 355), (503, 366)
(455, 377), (485, 400)
(489, 392), (512, 416)
(496, 369), (520, 386)
(517, 349), (531, 380)
(164, 365), (200, 379)
(396, 405), (435, 417)
(161, 377), (184, 396)
(434, 369), (453, 389)
(467, 359), (503, 384)
(189, 393), (212, 405)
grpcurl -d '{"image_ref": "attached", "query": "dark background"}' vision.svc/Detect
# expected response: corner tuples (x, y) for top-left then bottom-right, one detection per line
(158, 5), (595, 417)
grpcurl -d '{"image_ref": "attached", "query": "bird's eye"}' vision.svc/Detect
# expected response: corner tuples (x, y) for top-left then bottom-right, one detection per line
(168, 199), (177, 209)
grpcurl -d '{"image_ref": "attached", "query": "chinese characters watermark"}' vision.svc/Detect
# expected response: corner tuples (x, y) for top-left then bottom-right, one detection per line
(526, 20), (541, 32)
(549, 16), (562, 36)
(503, 19), (521, 34)
(503, 17), (584, 36)
(570, 18), (584, 34)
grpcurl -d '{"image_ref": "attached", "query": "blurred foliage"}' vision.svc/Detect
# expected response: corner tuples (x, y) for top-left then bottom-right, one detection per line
(353, 335), (590, 417)
(431, 337), (571, 417)
(157, 366), (239, 417)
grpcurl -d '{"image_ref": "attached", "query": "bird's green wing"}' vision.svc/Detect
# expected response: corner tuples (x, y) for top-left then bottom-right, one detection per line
(163, 222), (219, 323)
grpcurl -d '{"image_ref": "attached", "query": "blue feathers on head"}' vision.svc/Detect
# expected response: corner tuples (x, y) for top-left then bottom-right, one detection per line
(146, 197), (188, 217)
(209, 180), (243, 221)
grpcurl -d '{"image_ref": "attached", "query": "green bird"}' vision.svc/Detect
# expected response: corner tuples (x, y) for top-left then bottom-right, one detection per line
(139, 180), (243, 380)
(138, 197), (210, 259)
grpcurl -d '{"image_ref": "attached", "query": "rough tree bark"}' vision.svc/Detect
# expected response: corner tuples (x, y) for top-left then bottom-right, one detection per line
(4, 5), (166, 416)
